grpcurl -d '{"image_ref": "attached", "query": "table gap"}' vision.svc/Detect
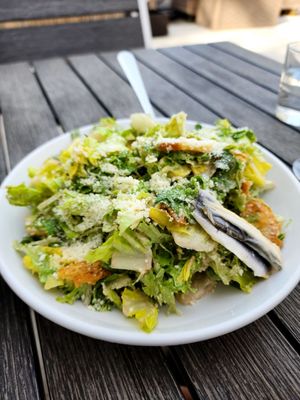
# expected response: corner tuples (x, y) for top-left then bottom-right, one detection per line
(30, 62), (63, 128)
(161, 347), (200, 400)
(65, 57), (113, 119)
(97, 53), (168, 118)
(158, 49), (300, 135)
(210, 42), (282, 76)
(184, 46), (279, 94)
(23, 63), (65, 136)
(29, 310), (51, 400)
(174, 318), (300, 399)
(0, 113), (48, 400)
(268, 310), (300, 353)
(274, 286), (300, 345)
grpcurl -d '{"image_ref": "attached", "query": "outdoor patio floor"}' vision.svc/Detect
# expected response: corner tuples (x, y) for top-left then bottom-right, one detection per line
(152, 15), (300, 62)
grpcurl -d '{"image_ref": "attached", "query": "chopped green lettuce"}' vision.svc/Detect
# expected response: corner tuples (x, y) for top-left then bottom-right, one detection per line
(102, 284), (122, 308)
(15, 242), (60, 285)
(122, 288), (158, 332)
(57, 286), (84, 304)
(86, 234), (116, 263)
(117, 211), (142, 235)
(99, 117), (116, 128)
(111, 248), (152, 273)
(7, 183), (47, 206)
(208, 247), (258, 293)
(141, 245), (195, 312)
(6, 112), (278, 333)
(86, 229), (151, 264)
(137, 221), (170, 243)
(164, 112), (187, 137)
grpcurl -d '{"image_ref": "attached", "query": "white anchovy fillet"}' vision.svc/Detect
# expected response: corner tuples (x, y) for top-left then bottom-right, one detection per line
(193, 190), (282, 277)
(194, 209), (269, 277)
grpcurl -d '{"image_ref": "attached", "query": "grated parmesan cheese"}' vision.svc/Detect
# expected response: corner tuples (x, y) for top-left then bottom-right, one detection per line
(101, 163), (119, 175)
(61, 235), (102, 261)
(113, 176), (140, 192)
(149, 172), (171, 193)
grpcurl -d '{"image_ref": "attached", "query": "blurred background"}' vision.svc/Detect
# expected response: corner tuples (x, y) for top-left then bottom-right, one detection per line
(149, 0), (300, 62)
(1, 1), (299, 63)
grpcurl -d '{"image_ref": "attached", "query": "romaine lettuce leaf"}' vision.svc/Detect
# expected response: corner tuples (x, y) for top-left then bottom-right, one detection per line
(102, 284), (121, 308)
(7, 183), (46, 206)
(141, 269), (176, 311)
(56, 286), (83, 304)
(16, 242), (61, 285)
(99, 117), (116, 128)
(111, 249), (152, 273)
(117, 212), (142, 235)
(137, 221), (170, 243)
(86, 233), (116, 263)
(122, 288), (158, 332)
(164, 112), (187, 137)
(141, 245), (194, 312)
(208, 248), (258, 293)
(86, 229), (151, 264)
(216, 119), (256, 145)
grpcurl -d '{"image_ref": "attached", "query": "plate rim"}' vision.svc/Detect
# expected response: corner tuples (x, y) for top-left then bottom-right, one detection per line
(1, 118), (300, 346)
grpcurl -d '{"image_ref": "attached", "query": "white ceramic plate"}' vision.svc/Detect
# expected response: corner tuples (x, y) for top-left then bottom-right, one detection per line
(0, 118), (300, 346)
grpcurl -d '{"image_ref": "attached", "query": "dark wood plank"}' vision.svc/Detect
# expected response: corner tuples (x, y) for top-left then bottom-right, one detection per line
(134, 49), (300, 165)
(160, 46), (279, 116)
(34, 58), (107, 131)
(211, 42), (282, 76)
(100, 52), (220, 124)
(0, 62), (58, 166)
(274, 284), (300, 344)
(0, 18), (143, 64)
(37, 318), (183, 400)
(185, 44), (280, 93)
(0, 0), (139, 21)
(69, 54), (144, 118)
(175, 318), (300, 400)
(1, 279), (41, 400)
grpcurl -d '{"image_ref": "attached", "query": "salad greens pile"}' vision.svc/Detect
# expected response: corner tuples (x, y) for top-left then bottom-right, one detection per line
(7, 112), (281, 332)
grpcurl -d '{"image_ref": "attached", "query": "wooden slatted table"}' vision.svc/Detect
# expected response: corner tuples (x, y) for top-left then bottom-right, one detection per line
(1, 42), (300, 400)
